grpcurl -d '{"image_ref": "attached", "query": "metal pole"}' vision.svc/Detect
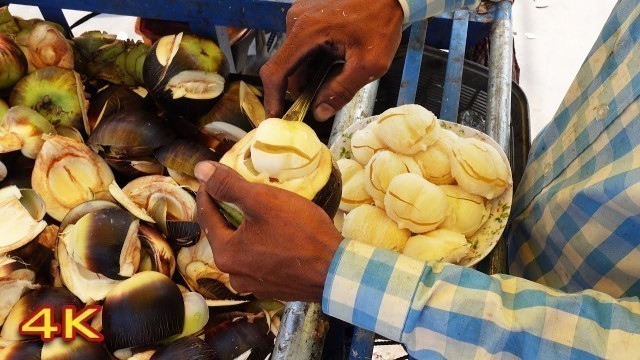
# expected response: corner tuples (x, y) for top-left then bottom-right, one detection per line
(329, 80), (380, 146)
(486, 1), (513, 155)
(483, 0), (513, 275)
(271, 302), (328, 360)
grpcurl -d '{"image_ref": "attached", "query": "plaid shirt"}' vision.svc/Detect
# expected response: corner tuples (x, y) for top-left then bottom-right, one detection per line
(323, 0), (640, 358)
(396, 0), (481, 24)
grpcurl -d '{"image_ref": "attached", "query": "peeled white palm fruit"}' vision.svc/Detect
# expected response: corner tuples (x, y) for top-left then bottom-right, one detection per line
(374, 104), (439, 155)
(413, 129), (459, 185)
(250, 118), (322, 182)
(364, 150), (422, 208)
(384, 173), (449, 233)
(342, 204), (410, 251)
(439, 185), (491, 237)
(449, 137), (509, 200)
(337, 159), (372, 212)
(402, 229), (470, 263)
(350, 122), (387, 166)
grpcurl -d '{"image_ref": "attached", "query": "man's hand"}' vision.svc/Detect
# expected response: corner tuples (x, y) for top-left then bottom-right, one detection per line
(260, 0), (404, 121)
(194, 161), (344, 302)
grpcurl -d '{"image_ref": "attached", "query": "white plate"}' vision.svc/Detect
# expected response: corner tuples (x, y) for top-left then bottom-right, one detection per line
(329, 116), (513, 267)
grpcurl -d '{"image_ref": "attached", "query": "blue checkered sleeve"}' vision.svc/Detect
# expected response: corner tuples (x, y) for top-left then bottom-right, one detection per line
(396, 0), (481, 24)
(323, 239), (640, 358)
(324, 0), (640, 358)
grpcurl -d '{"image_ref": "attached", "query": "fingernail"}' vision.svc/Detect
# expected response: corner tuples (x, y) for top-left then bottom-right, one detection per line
(315, 103), (335, 121)
(195, 162), (217, 182)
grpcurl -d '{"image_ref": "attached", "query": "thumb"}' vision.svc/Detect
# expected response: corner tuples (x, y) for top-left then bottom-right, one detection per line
(194, 161), (254, 209)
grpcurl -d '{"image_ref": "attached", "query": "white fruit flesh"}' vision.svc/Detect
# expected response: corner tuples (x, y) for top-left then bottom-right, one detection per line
(221, 127), (331, 201)
(350, 122), (387, 165)
(249, 118), (322, 182)
(337, 159), (372, 212)
(375, 104), (439, 155)
(450, 137), (509, 200)
(439, 185), (491, 237)
(412, 129), (458, 185)
(364, 150), (422, 208)
(165, 70), (225, 100)
(403, 230), (470, 263)
(383, 173), (449, 233)
(342, 204), (410, 251)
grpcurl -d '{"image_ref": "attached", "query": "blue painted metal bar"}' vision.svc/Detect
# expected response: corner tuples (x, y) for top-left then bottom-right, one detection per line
(440, 10), (470, 121)
(397, 19), (429, 106)
(11, 0), (294, 33)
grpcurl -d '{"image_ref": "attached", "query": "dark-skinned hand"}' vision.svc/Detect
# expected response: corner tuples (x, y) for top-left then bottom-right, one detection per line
(260, 0), (404, 121)
(194, 161), (344, 302)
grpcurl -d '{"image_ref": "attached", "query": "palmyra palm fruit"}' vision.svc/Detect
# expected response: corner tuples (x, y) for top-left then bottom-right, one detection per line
(57, 206), (141, 303)
(86, 85), (150, 134)
(1, 287), (83, 341)
(221, 118), (341, 219)
(0, 338), (111, 360)
(155, 139), (219, 191)
(205, 313), (275, 360)
(449, 137), (509, 200)
(0, 34), (27, 91)
(363, 150), (422, 208)
(350, 122), (387, 165)
(0, 106), (56, 159)
(439, 185), (491, 237)
(15, 23), (74, 71)
(151, 336), (215, 360)
(337, 158), (371, 212)
(0, 185), (46, 254)
(102, 272), (185, 351)
(374, 104), (440, 155)
(402, 229), (470, 264)
(116, 175), (199, 247)
(88, 110), (175, 159)
(412, 128), (458, 185)
(342, 204), (410, 251)
(31, 135), (114, 221)
(73, 31), (149, 86)
(0, 277), (37, 327)
(199, 80), (266, 136)
(9, 66), (88, 129)
(143, 33), (227, 116)
(384, 173), (449, 234)
(0, 99), (8, 119)
(177, 234), (248, 306)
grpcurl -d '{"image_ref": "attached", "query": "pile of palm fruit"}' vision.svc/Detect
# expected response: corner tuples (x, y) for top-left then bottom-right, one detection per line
(0, 6), (311, 359)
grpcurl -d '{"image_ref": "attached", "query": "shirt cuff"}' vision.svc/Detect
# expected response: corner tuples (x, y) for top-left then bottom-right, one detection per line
(398, 0), (483, 25)
(322, 239), (427, 341)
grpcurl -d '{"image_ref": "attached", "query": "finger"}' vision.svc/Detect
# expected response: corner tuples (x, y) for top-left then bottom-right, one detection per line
(194, 161), (257, 210)
(287, 62), (310, 98)
(229, 275), (253, 295)
(196, 187), (234, 246)
(312, 54), (388, 121)
(260, 21), (324, 118)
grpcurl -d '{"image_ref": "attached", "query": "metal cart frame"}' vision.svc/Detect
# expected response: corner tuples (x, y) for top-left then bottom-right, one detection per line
(5, 1), (515, 359)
